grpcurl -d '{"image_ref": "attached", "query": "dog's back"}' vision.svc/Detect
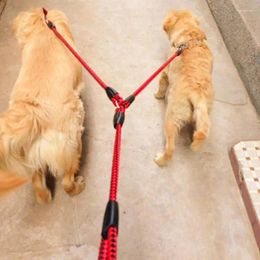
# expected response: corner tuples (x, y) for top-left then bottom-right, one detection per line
(0, 9), (85, 199)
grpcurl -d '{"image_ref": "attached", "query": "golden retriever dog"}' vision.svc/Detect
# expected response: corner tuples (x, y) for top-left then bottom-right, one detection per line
(154, 10), (214, 166)
(0, 8), (85, 202)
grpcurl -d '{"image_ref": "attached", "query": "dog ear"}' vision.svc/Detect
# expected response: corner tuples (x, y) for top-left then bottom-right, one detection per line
(163, 18), (171, 32)
(12, 9), (43, 46)
(12, 11), (35, 45)
(163, 10), (201, 33)
(163, 11), (184, 33)
(163, 12), (178, 33)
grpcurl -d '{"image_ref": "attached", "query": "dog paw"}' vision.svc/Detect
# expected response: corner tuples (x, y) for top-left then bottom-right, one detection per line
(74, 176), (85, 195)
(191, 132), (206, 151)
(74, 176), (86, 195)
(75, 175), (85, 185)
(35, 189), (52, 204)
(154, 153), (167, 167)
(191, 141), (200, 151)
(154, 92), (165, 99)
(63, 176), (85, 196)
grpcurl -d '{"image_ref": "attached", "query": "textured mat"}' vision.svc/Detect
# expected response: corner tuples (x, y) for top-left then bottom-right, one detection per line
(230, 141), (260, 248)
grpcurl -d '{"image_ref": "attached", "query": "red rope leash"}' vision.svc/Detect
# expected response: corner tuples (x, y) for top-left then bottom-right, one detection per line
(43, 8), (107, 90)
(43, 8), (184, 259)
(98, 238), (108, 260)
(98, 123), (122, 259)
(110, 123), (122, 201)
(132, 51), (179, 97)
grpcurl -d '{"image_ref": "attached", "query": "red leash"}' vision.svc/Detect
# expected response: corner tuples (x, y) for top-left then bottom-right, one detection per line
(43, 8), (184, 259)
(43, 8), (107, 90)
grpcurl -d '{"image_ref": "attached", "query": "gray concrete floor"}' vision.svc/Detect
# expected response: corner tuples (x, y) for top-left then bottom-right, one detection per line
(0, 0), (260, 259)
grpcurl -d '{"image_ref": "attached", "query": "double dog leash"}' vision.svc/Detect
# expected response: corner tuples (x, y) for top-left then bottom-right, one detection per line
(43, 8), (184, 259)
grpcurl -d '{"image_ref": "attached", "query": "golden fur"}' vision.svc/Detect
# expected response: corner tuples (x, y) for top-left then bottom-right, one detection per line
(0, 8), (85, 202)
(154, 10), (214, 166)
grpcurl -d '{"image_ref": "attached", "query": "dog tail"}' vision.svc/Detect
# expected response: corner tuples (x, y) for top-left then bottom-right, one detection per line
(0, 170), (28, 196)
(189, 94), (211, 150)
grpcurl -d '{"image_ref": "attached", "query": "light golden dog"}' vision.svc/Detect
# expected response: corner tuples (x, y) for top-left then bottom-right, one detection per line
(0, 8), (85, 202)
(154, 10), (214, 166)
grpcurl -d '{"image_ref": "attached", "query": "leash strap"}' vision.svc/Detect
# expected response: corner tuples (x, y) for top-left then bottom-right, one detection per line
(98, 124), (121, 260)
(132, 51), (179, 97)
(43, 8), (108, 90)
(43, 8), (183, 259)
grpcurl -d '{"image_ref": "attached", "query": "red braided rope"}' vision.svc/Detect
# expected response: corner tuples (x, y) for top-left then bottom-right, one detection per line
(98, 124), (121, 260)
(98, 238), (108, 260)
(107, 227), (118, 260)
(132, 51), (179, 97)
(43, 8), (182, 260)
(98, 227), (118, 260)
(45, 8), (180, 97)
(109, 123), (122, 201)
(50, 27), (108, 89)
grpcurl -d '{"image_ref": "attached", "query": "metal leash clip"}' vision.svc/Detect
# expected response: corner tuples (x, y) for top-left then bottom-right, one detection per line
(176, 42), (188, 55)
(42, 8), (56, 29)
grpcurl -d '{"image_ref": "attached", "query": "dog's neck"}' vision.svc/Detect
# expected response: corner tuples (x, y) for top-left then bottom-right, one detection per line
(170, 26), (207, 50)
(171, 38), (207, 49)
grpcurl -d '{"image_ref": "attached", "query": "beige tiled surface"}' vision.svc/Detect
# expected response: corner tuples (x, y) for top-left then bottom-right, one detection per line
(0, 0), (260, 259)
(233, 141), (260, 218)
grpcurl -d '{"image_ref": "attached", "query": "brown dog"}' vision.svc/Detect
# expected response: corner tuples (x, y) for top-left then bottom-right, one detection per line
(0, 8), (85, 202)
(154, 10), (214, 166)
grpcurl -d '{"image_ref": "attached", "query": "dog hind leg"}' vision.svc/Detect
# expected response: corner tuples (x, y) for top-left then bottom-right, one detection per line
(62, 138), (85, 196)
(32, 169), (52, 204)
(154, 120), (179, 166)
(191, 98), (210, 151)
(62, 156), (85, 196)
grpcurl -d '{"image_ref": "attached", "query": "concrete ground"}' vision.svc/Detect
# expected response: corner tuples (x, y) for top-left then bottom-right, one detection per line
(0, 0), (260, 259)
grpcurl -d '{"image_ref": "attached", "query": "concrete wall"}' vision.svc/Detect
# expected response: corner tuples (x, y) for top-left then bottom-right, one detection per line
(207, 0), (260, 114)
